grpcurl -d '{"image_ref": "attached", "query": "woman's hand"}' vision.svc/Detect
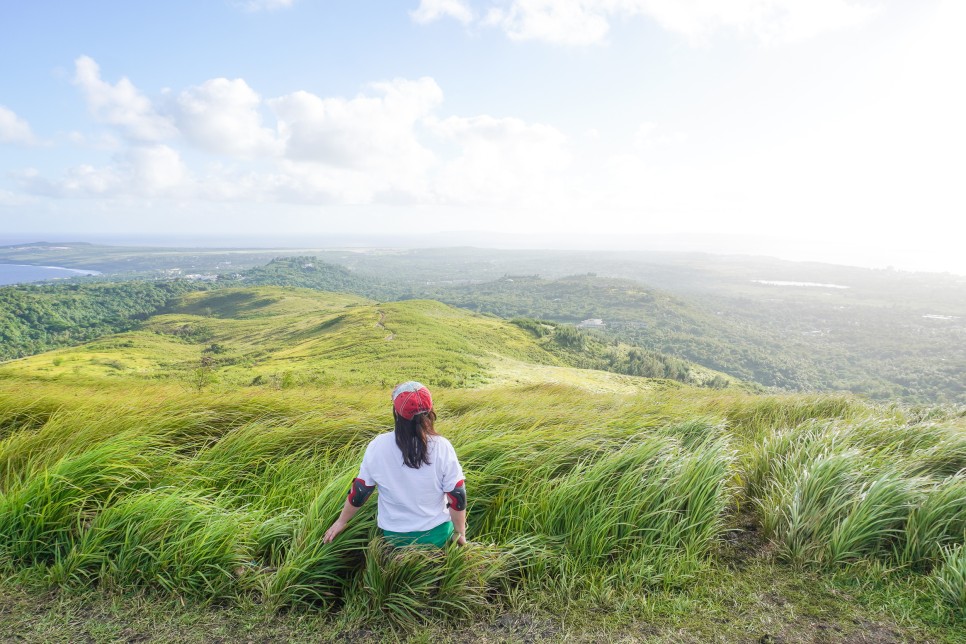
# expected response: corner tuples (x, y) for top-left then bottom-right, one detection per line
(323, 518), (347, 544)
(449, 508), (467, 546)
(323, 497), (363, 544)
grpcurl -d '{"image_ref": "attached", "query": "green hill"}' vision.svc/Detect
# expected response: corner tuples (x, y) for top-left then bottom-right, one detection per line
(419, 272), (966, 402)
(0, 256), (393, 363)
(0, 373), (963, 641)
(1, 286), (964, 642)
(5, 287), (712, 392)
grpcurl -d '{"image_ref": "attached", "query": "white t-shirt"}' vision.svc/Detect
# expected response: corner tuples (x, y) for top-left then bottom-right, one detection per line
(357, 431), (464, 532)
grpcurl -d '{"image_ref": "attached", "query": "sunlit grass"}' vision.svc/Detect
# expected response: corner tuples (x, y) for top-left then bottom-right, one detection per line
(0, 368), (963, 625)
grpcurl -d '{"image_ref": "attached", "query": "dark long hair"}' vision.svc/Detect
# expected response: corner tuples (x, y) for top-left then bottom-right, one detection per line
(394, 409), (438, 469)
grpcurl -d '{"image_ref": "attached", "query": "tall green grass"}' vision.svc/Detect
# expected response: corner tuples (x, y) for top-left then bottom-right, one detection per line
(747, 419), (966, 573)
(0, 380), (963, 621)
(933, 544), (966, 617)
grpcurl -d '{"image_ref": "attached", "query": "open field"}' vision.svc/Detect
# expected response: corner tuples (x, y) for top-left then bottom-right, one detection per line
(0, 287), (734, 392)
(0, 375), (964, 641)
(4, 243), (965, 403)
(0, 286), (964, 641)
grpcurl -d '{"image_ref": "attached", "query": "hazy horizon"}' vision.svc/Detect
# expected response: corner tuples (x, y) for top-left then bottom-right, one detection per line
(3, 1), (964, 275)
(3, 230), (963, 277)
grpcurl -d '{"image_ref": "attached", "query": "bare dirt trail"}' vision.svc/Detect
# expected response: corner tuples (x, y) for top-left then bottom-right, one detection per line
(375, 310), (395, 341)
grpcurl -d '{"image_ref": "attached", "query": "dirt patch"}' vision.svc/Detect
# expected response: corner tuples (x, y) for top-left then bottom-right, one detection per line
(753, 619), (906, 644)
(468, 612), (562, 643)
(718, 506), (771, 570)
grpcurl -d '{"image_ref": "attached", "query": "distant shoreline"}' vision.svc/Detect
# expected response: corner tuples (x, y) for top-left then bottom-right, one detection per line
(0, 263), (101, 286)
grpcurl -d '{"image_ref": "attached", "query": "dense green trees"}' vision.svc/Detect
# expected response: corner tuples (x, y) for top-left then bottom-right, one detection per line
(0, 257), (386, 363)
(510, 317), (715, 387)
(0, 281), (205, 360)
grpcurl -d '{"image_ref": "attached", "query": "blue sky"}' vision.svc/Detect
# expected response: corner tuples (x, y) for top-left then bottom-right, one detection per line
(1, 0), (964, 273)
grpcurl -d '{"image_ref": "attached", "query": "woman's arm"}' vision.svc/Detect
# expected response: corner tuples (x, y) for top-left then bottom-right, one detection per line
(449, 507), (467, 545)
(324, 476), (375, 543)
(323, 498), (362, 543)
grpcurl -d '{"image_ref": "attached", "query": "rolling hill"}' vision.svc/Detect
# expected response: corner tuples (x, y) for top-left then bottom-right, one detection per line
(1, 287), (729, 393)
(0, 286), (964, 642)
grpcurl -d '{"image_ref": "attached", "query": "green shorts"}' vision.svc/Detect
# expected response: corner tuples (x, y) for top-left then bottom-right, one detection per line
(382, 520), (454, 548)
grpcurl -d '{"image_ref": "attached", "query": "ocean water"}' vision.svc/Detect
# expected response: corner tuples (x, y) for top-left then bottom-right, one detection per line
(0, 264), (100, 286)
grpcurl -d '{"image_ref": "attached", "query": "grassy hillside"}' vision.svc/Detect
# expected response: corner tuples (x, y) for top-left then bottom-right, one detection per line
(4, 287), (682, 392)
(0, 286), (963, 641)
(0, 280), (207, 360)
(7, 244), (964, 404)
(419, 273), (966, 403)
(0, 256), (392, 363)
(0, 376), (963, 641)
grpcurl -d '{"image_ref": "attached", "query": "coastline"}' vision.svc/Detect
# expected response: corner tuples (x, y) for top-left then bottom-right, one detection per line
(0, 263), (101, 286)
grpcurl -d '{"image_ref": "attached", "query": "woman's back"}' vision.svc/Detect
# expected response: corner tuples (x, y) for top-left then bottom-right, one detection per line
(358, 432), (462, 533)
(322, 381), (467, 548)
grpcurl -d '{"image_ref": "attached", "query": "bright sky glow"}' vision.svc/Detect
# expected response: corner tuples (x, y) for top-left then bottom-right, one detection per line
(1, 0), (964, 273)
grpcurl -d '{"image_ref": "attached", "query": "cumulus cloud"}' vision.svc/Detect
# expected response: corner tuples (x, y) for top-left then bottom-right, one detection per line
(127, 145), (188, 195)
(484, 0), (611, 45)
(175, 78), (281, 157)
(0, 106), (38, 145)
(432, 0), (879, 45)
(411, 0), (475, 24)
(35, 60), (576, 208)
(20, 145), (188, 198)
(269, 78), (442, 198)
(426, 114), (570, 206)
(72, 56), (176, 142)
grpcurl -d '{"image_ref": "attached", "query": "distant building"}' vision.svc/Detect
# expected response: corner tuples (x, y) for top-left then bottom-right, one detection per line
(577, 318), (605, 329)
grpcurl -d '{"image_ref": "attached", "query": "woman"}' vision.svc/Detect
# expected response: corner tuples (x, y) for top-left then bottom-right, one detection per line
(322, 381), (467, 547)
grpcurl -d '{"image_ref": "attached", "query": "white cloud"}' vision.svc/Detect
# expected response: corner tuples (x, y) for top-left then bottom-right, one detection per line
(20, 145), (188, 198)
(0, 188), (37, 206)
(0, 105), (37, 145)
(72, 56), (176, 142)
(633, 121), (656, 148)
(451, 0), (880, 45)
(233, 0), (296, 12)
(268, 78), (443, 204)
(484, 0), (610, 45)
(18, 163), (120, 197)
(175, 78), (281, 158)
(411, 0), (475, 24)
(30, 62), (578, 210)
(127, 145), (188, 195)
(426, 114), (571, 206)
(269, 78), (442, 200)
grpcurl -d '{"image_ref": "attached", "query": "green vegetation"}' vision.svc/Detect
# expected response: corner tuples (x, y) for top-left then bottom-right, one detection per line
(417, 272), (966, 404)
(3, 287), (716, 393)
(2, 239), (965, 639)
(0, 257), (386, 364)
(746, 417), (966, 570)
(0, 284), (964, 640)
(0, 379), (962, 640)
(511, 317), (731, 388)
(220, 255), (393, 299)
(0, 280), (205, 360)
(5, 243), (966, 403)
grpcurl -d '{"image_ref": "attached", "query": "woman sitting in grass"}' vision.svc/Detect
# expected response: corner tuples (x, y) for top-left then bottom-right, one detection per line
(323, 381), (467, 548)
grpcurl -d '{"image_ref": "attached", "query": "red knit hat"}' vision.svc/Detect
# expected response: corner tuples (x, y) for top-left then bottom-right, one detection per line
(392, 381), (433, 420)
